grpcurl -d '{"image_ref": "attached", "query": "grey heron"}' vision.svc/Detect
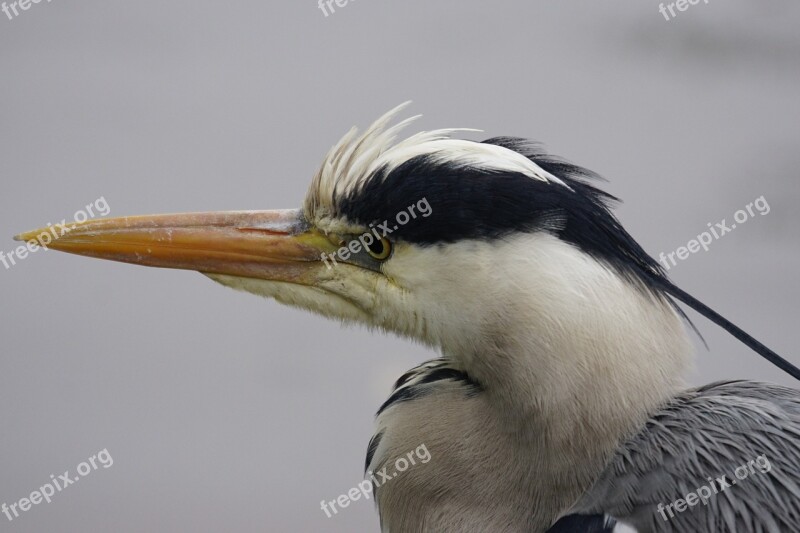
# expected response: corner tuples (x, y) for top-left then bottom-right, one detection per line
(15, 104), (800, 532)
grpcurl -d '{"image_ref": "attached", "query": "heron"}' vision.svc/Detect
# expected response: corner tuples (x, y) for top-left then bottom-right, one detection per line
(15, 103), (800, 532)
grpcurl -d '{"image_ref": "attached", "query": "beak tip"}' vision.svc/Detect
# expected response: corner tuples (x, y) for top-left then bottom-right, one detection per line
(13, 230), (42, 243)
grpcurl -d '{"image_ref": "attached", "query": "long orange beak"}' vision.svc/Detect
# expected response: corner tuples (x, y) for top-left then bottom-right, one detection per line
(14, 209), (335, 284)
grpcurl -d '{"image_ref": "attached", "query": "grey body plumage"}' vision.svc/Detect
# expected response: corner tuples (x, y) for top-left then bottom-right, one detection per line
(369, 365), (800, 532)
(570, 381), (800, 532)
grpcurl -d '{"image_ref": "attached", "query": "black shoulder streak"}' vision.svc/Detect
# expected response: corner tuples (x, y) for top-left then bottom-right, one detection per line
(365, 430), (384, 473)
(376, 386), (427, 417)
(377, 366), (482, 416)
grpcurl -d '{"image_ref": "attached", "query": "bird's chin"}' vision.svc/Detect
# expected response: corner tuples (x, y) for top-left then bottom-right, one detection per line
(204, 273), (373, 324)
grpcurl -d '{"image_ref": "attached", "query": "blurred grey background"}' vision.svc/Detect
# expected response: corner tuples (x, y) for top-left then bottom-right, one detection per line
(1, 1), (798, 531)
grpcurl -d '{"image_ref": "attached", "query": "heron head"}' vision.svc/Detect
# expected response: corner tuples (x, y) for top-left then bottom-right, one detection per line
(15, 104), (672, 357)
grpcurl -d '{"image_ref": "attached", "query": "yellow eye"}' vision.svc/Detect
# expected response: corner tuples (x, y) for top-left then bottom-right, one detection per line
(366, 237), (392, 261)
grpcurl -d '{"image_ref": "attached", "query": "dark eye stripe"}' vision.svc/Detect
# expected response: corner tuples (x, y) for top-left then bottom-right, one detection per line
(337, 140), (666, 296)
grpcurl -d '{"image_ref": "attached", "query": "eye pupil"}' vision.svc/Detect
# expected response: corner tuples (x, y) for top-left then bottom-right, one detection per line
(366, 237), (392, 260)
(368, 240), (385, 256)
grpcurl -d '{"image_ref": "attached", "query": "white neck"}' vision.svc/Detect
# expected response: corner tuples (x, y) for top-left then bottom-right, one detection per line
(384, 233), (693, 524)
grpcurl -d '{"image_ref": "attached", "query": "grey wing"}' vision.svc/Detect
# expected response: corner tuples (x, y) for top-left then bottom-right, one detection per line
(568, 381), (800, 533)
